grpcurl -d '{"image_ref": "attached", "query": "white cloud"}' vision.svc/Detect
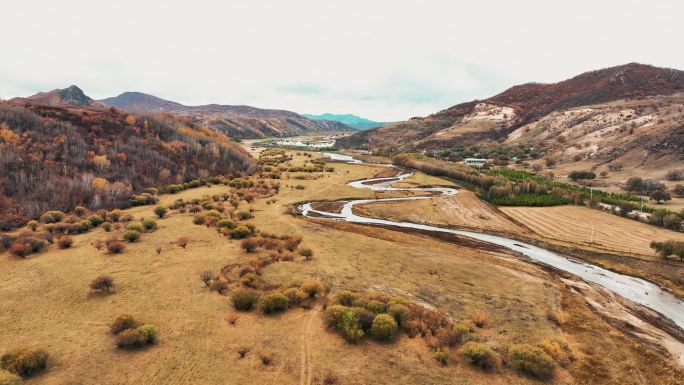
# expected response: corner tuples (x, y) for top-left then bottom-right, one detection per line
(0, 0), (682, 121)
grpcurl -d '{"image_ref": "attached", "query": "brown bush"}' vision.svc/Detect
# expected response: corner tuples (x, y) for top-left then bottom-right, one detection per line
(93, 239), (104, 250)
(90, 275), (114, 294)
(472, 311), (490, 328)
(110, 314), (139, 334)
(300, 279), (325, 298)
(0, 348), (48, 377)
(298, 247), (313, 260)
(57, 236), (74, 249)
(177, 237), (189, 248)
(282, 235), (302, 251)
(240, 238), (259, 252)
(226, 312), (239, 325)
(107, 240), (125, 254)
(259, 351), (273, 365)
(210, 277), (229, 294)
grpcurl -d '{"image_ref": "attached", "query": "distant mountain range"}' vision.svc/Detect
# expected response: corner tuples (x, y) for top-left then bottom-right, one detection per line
(302, 113), (390, 130)
(10, 87), (351, 139)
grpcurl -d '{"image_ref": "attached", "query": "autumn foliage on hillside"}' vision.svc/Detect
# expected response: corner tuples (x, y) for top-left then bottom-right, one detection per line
(0, 102), (256, 229)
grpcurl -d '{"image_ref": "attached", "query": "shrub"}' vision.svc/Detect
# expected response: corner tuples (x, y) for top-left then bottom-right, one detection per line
(231, 289), (260, 311)
(90, 275), (114, 294)
(237, 346), (248, 358)
(298, 247), (313, 260)
(240, 238), (259, 252)
(282, 235), (302, 251)
(57, 236), (74, 249)
(300, 279), (325, 298)
(102, 222), (112, 232)
(127, 223), (144, 232)
(352, 308), (376, 332)
(433, 347), (450, 366)
(337, 310), (364, 343)
(177, 237), (189, 248)
(387, 304), (410, 326)
(216, 219), (236, 229)
(370, 314), (398, 341)
(111, 314), (139, 334)
(508, 344), (556, 379)
(141, 219), (157, 230)
(333, 291), (355, 306)
(153, 206), (168, 218)
(137, 324), (158, 345)
(27, 220), (38, 231)
(9, 242), (29, 258)
(107, 240), (125, 254)
(259, 293), (290, 314)
(210, 277), (229, 294)
(472, 311), (490, 328)
(230, 226), (251, 239)
(282, 287), (308, 305)
(87, 215), (105, 227)
(241, 272), (257, 288)
(236, 211), (253, 220)
(259, 352), (273, 365)
(0, 349), (48, 377)
(199, 270), (216, 286)
(460, 342), (498, 369)
(0, 369), (21, 385)
(115, 328), (147, 349)
(324, 304), (348, 327)
(123, 230), (141, 242)
(365, 300), (387, 314)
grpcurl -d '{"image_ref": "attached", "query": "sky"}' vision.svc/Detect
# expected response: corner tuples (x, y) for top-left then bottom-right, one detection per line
(1, 0), (682, 121)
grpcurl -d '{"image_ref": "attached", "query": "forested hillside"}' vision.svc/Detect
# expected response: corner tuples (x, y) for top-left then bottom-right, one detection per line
(0, 102), (256, 229)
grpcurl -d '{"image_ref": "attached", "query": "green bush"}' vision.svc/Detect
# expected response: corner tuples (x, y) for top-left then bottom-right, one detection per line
(87, 215), (105, 226)
(460, 342), (498, 369)
(153, 206), (168, 218)
(111, 314), (139, 334)
(0, 349), (48, 377)
(230, 226), (251, 239)
(115, 328), (146, 349)
(216, 219), (236, 229)
(337, 310), (363, 343)
(0, 369), (21, 385)
(333, 290), (356, 306)
(137, 324), (158, 345)
(365, 300), (387, 314)
(231, 289), (260, 311)
(123, 230), (141, 242)
(236, 211), (253, 220)
(323, 304), (348, 327)
(433, 347), (450, 366)
(258, 293), (290, 314)
(508, 344), (555, 379)
(126, 223), (144, 232)
(141, 219), (157, 230)
(387, 304), (410, 326)
(370, 314), (398, 341)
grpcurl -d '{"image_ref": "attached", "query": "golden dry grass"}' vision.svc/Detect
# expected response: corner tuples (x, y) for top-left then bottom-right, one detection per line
(355, 189), (525, 234)
(0, 149), (681, 385)
(501, 205), (684, 256)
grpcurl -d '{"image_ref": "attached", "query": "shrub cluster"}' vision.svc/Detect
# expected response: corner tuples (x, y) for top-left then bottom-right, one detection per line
(0, 349), (48, 377)
(110, 314), (158, 349)
(508, 344), (556, 379)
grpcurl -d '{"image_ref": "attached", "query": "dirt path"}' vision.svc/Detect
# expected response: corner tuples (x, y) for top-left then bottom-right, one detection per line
(300, 307), (319, 385)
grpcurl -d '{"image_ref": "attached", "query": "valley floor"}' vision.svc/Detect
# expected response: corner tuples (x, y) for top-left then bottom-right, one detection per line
(0, 149), (682, 384)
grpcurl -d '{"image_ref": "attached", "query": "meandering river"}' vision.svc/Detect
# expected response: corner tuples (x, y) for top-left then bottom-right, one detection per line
(299, 153), (684, 330)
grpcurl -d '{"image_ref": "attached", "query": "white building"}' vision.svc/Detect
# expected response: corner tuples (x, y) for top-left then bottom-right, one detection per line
(463, 158), (487, 167)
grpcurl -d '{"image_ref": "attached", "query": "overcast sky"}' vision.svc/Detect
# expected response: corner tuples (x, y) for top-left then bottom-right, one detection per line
(1, 0), (682, 121)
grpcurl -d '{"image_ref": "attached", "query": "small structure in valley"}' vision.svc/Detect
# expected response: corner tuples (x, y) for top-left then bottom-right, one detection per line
(463, 158), (487, 167)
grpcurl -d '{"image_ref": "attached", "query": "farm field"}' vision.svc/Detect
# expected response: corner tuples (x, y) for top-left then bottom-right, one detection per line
(0, 149), (682, 385)
(500, 205), (684, 256)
